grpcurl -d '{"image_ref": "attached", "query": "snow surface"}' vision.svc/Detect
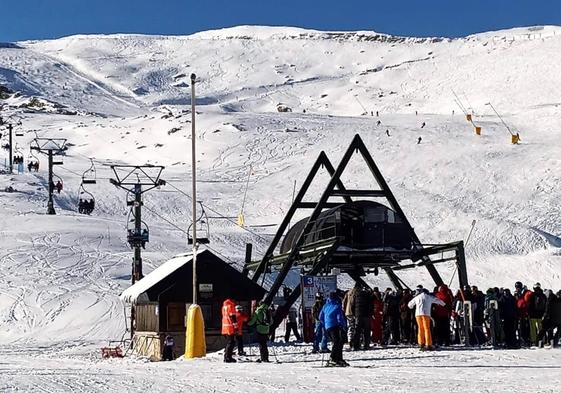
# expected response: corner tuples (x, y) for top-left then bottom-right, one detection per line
(1, 25), (561, 391)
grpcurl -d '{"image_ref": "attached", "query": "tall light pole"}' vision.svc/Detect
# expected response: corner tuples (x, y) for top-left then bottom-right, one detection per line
(191, 73), (198, 306)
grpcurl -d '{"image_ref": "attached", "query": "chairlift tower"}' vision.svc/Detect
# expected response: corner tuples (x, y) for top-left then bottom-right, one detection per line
(109, 165), (166, 284)
(109, 165), (165, 340)
(30, 138), (67, 214)
(0, 116), (23, 174)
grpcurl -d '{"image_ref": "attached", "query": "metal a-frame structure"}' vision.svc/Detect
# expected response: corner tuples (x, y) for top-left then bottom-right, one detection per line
(248, 134), (468, 328)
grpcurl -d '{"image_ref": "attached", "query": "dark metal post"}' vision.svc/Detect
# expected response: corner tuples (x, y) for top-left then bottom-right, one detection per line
(47, 150), (55, 215)
(133, 183), (143, 283)
(8, 124), (13, 173)
(456, 241), (469, 288)
(242, 243), (252, 276)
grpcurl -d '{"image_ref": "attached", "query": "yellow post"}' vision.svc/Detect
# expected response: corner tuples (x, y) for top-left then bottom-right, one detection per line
(237, 213), (245, 228)
(466, 114), (472, 122)
(184, 304), (206, 358)
(475, 126), (481, 135)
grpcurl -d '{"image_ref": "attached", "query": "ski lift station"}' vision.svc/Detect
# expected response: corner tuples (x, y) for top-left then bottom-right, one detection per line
(120, 249), (265, 360)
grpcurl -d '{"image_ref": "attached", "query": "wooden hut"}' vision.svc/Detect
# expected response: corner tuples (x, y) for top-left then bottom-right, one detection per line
(120, 249), (266, 360)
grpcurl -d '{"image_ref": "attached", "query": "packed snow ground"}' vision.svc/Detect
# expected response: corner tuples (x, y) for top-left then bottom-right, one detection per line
(1, 25), (561, 392)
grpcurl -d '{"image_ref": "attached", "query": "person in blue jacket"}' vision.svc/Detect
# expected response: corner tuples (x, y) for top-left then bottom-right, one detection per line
(319, 291), (349, 367)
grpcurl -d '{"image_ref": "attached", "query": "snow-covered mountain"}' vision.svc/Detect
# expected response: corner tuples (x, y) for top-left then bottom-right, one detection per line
(0, 24), (560, 354)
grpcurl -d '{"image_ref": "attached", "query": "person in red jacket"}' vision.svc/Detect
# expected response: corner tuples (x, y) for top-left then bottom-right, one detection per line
(371, 289), (384, 345)
(515, 281), (531, 346)
(433, 285), (453, 346)
(222, 298), (238, 362)
(235, 305), (249, 356)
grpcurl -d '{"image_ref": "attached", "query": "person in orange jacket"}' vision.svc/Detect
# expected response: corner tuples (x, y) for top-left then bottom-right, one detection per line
(235, 304), (249, 356)
(222, 298), (238, 362)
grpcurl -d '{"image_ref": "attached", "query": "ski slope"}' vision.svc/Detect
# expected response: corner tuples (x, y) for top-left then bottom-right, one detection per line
(1, 25), (561, 392)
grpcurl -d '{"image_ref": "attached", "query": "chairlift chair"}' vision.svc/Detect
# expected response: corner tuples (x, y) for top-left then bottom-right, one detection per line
(78, 183), (95, 215)
(188, 201), (210, 245)
(82, 158), (97, 185)
(127, 221), (150, 249)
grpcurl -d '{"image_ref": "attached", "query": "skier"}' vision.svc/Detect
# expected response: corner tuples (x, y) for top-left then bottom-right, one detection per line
(353, 286), (373, 350)
(434, 285), (453, 346)
(417, 136), (422, 144)
(376, 120), (382, 126)
(371, 288), (384, 345)
(383, 288), (401, 345)
(408, 286), (445, 350)
(55, 180), (63, 194)
(400, 288), (414, 344)
(420, 121), (425, 128)
(528, 283), (547, 346)
(312, 292), (328, 354)
(386, 129), (390, 137)
(537, 290), (561, 347)
(162, 334), (175, 361)
(248, 301), (271, 362)
(498, 288), (519, 348)
(319, 292), (348, 367)
(235, 305), (249, 355)
(284, 305), (301, 343)
(376, 111), (379, 117)
(268, 304), (277, 342)
(27, 161), (33, 172)
(515, 282), (532, 346)
(221, 298), (238, 362)
(78, 199), (85, 214)
(342, 285), (359, 346)
(484, 288), (501, 347)
(471, 286), (487, 345)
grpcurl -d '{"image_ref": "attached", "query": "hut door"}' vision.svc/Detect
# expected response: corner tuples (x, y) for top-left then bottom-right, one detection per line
(167, 303), (187, 332)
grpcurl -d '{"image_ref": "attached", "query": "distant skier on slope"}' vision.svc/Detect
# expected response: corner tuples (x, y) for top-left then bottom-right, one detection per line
(386, 129), (390, 137)
(417, 136), (422, 144)
(421, 122), (426, 128)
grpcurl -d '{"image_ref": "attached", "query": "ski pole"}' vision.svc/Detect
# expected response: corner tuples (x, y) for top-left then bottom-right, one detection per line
(448, 220), (477, 287)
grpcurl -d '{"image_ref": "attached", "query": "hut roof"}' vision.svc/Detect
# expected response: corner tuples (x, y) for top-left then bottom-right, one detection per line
(120, 250), (205, 304)
(120, 249), (265, 304)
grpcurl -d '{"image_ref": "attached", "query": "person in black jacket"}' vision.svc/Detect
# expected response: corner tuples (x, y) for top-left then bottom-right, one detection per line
(498, 289), (519, 348)
(528, 284), (547, 346)
(352, 287), (373, 350)
(471, 286), (487, 345)
(537, 290), (561, 347)
(383, 288), (401, 345)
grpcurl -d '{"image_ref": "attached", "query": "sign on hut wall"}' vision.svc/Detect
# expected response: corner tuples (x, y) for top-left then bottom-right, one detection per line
(301, 275), (337, 342)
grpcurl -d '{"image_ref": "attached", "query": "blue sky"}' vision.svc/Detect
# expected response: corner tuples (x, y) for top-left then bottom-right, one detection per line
(2, 0), (561, 41)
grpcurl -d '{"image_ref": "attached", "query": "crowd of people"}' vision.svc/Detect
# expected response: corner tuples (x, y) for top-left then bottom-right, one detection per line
(220, 281), (561, 367)
(314, 281), (561, 354)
